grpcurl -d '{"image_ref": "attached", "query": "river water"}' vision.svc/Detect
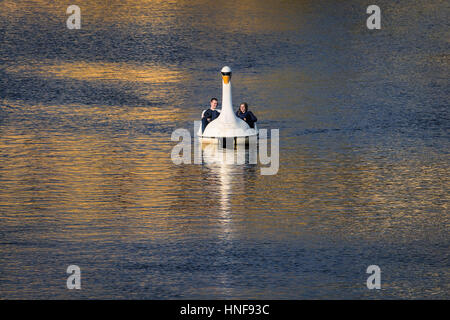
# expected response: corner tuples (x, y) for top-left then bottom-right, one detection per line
(0, 0), (448, 299)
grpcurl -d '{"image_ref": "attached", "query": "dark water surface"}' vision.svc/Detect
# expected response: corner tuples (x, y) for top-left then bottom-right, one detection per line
(0, 0), (448, 299)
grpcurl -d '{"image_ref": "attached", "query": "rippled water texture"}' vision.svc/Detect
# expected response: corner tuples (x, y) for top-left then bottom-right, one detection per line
(0, 0), (449, 299)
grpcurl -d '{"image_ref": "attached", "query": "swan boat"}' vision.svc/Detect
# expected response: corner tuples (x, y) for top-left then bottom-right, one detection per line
(198, 66), (258, 144)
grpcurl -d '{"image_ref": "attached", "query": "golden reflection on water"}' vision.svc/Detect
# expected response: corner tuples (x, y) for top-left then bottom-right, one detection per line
(4, 60), (182, 84)
(0, 102), (185, 243)
(1, 70), (447, 247)
(2, 58), (188, 106)
(0, 0), (310, 32)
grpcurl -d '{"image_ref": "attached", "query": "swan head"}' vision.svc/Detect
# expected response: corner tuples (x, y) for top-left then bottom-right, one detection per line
(221, 66), (232, 84)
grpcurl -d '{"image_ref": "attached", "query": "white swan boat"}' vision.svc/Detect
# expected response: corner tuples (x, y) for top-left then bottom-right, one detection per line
(198, 66), (258, 144)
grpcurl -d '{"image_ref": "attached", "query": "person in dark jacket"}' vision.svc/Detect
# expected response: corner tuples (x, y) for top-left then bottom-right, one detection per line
(236, 102), (257, 128)
(202, 98), (220, 133)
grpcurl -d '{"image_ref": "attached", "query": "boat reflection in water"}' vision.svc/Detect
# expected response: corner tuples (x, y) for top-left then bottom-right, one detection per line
(199, 140), (257, 235)
(198, 141), (258, 297)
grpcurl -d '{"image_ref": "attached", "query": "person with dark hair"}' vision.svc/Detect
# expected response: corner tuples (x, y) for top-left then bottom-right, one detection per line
(236, 102), (257, 128)
(201, 98), (220, 133)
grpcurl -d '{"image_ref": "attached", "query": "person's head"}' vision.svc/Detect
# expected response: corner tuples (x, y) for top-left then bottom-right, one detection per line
(210, 98), (218, 110)
(239, 102), (248, 113)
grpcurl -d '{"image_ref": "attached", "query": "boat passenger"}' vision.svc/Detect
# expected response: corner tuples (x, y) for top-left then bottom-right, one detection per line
(236, 102), (257, 128)
(202, 98), (220, 133)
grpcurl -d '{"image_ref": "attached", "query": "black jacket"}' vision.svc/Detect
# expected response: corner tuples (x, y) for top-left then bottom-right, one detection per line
(203, 109), (220, 121)
(236, 110), (257, 128)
